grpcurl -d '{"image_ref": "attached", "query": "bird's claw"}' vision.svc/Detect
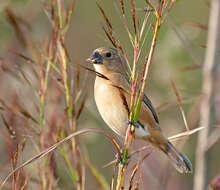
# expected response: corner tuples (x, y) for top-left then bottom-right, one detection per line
(127, 119), (134, 126)
(115, 149), (130, 165)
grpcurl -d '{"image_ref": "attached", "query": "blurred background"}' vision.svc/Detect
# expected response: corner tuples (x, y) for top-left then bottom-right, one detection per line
(0, 0), (219, 190)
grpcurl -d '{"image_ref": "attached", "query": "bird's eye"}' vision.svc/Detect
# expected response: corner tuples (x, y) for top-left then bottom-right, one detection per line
(105, 52), (112, 58)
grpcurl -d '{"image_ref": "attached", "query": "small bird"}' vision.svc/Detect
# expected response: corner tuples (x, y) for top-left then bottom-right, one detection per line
(87, 47), (192, 173)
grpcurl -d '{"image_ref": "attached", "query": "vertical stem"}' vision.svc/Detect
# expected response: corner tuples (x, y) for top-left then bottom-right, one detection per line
(116, 124), (134, 190)
(39, 63), (46, 129)
(116, 164), (125, 190)
(59, 44), (72, 119)
(39, 59), (52, 190)
(142, 13), (160, 83)
(131, 44), (139, 81)
(193, 0), (220, 189)
(57, 0), (64, 28)
(134, 12), (161, 122)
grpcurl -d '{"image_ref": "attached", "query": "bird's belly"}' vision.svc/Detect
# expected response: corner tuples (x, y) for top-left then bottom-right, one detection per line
(94, 80), (128, 136)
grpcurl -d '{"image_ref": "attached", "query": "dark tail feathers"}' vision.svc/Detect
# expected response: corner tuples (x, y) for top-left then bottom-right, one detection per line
(166, 142), (192, 173)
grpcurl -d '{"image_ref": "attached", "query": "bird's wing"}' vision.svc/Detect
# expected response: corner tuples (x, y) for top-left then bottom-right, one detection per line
(143, 94), (159, 124)
(108, 73), (159, 127)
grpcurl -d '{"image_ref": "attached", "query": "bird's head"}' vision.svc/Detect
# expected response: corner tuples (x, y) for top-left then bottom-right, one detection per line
(87, 47), (128, 76)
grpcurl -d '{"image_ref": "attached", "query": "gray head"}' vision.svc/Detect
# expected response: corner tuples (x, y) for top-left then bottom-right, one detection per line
(87, 47), (129, 76)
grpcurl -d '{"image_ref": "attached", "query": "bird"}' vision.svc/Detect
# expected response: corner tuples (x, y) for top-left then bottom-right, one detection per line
(87, 47), (192, 173)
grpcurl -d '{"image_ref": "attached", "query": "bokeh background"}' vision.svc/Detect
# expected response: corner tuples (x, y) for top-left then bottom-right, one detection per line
(0, 0), (219, 190)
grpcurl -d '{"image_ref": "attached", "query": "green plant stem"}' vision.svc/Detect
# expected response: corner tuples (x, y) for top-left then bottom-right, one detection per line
(59, 45), (72, 119)
(58, 147), (79, 183)
(116, 163), (125, 190)
(134, 11), (161, 122)
(39, 58), (52, 190)
(116, 124), (134, 190)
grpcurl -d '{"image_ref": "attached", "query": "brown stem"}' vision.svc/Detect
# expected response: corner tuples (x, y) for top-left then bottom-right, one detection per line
(193, 0), (220, 189)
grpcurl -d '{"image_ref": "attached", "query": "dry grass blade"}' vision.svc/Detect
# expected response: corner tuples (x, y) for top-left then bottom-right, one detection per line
(0, 59), (21, 80)
(179, 64), (201, 72)
(0, 98), (10, 111)
(21, 138), (26, 152)
(117, 9), (134, 47)
(156, 96), (195, 113)
(75, 63), (80, 89)
(9, 49), (35, 64)
(134, 170), (142, 190)
(167, 17), (202, 66)
(131, 0), (137, 36)
(43, 1), (55, 26)
(1, 114), (16, 138)
(96, 2), (112, 30)
(186, 97), (201, 130)
(199, 44), (207, 49)
(130, 74), (139, 119)
(13, 144), (19, 168)
(168, 0), (177, 12)
(97, 2), (126, 52)
(102, 26), (117, 48)
(20, 177), (28, 190)
(11, 143), (23, 190)
(4, 8), (27, 47)
(184, 21), (208, 30)
(50, 0), (55, 20)
(130, 146), (151, 157)
(168, 126), (204, 142)
(144, 0), (155, 9)
(139, 11), (150, 41)
(58, 37), (71, 62)
(76, 90), (89, 119)
(129, 153), (151, 190)
(57, 0), (65, 28)
(102, 160), (117, 168)
(64, 0), (76, 29)
(16, 104), (39, 124)
(111, 163), (117, 190)
(77, 63), (109, 81)
(19, 69), (35, 89)
(119, 0), (125, 15)
(0, 128), (120, 189)
(170, 80), (189, 131)
(129, 164), (139, 190)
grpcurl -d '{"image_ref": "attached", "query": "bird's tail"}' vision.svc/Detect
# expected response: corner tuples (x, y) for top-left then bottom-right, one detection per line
(143, 132), (192, 173)
(165, 141), (192, 173)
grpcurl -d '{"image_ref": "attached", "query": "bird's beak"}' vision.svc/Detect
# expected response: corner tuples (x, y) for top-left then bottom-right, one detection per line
(86, 51), (103, 64)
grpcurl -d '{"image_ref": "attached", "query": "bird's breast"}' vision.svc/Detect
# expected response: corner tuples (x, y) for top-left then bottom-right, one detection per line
(94, 77), (129, 136)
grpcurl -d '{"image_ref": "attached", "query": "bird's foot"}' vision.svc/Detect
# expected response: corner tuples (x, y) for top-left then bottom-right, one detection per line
(115, 148), (130, 165)
(127, 119), (134, 126)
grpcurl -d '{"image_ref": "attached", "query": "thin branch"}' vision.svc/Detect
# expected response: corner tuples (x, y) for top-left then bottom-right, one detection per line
(193, 0), (220, 189)
(170, 80), (189, 131)
(168, 126), (204, 142)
